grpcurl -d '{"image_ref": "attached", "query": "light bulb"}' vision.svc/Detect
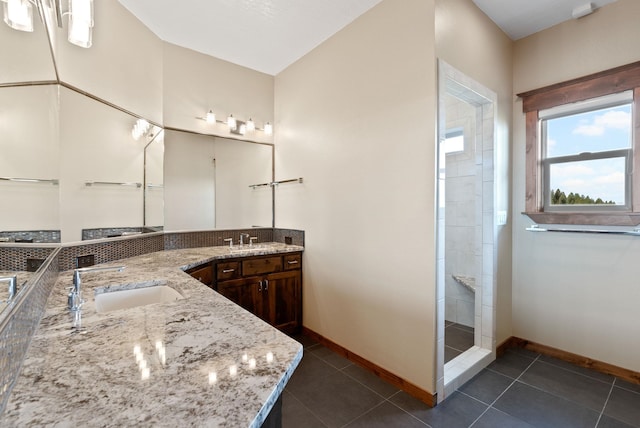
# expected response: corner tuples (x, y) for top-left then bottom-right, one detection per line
(227, 114), (236, 130)
(246, 118), (255, 132)
(206, 110), (216, 124)
(264, 122), (273, 135)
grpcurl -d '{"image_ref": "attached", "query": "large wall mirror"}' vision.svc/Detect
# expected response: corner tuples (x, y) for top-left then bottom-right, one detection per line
(0, 2), (274, 245)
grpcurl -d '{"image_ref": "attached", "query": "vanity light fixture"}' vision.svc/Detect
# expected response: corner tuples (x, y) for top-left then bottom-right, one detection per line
(67, 0), (94, 48)
(2, 0), (34, 32)
(197, 110), (274, 136)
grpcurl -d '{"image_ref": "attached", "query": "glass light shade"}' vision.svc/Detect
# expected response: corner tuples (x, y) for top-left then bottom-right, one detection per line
(227, 114), (236, 130)
(68, 19), (92, 47)
(205, 110), (216, 124)
(239, 123), (246, 135)
(246, 118), (255, 132)
(264, 122), (273, 135)
(68, 0), (93, 48)
(69, 0), (93, 26)
(3, 0), (33, 32)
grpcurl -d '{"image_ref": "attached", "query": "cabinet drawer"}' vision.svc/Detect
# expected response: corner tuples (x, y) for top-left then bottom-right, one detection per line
(217, 261), (240, 280)
(242, 256), (283, 276)
(284, 254), (302, 270)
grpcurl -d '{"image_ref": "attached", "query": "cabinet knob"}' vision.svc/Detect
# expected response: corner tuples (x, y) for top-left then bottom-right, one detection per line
(287, 260), (299, 265)
(222, 269), (235, 273)
(258, 280), (263, 292)
(264, 279), (269, 291)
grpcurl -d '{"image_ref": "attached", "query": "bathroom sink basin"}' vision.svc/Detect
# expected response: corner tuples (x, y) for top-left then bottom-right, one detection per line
(94, 285), (183, 313)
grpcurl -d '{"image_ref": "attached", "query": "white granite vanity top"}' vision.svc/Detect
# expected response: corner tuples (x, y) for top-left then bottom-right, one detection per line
(3, 243), (304, 427)
(0, 271), (32, 304)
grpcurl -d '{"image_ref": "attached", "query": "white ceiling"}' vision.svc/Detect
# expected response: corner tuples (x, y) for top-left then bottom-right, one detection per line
(118, 0), (620, 76)
(472, 0), (620, 40)
(117, 0), (383, 76)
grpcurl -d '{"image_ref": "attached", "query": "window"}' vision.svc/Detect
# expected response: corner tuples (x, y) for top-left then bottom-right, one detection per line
(443, 128), (464, 154)
(519, 61), (640, 225)
(541, 91), (633, 212)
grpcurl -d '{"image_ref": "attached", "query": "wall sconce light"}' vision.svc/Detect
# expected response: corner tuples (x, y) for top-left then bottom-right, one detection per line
(197, 110), (274, 136)
(2, 0), (34, 32)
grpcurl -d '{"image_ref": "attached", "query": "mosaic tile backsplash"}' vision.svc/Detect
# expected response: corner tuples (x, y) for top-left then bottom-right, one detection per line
(59, 234), (165, 272)
(0, 248), (59, 414)
(0, 230), (60, 244)
(0, 247), (57, 271)
(164, 228), (274, 250)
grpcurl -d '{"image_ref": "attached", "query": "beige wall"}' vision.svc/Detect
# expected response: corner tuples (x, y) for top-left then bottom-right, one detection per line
(54, 0), (164, 123)
(275, 0), (438, 392)
(162, 43), (274, 144)
(435, 0), (513, 347)
(512, 0), (640, 371)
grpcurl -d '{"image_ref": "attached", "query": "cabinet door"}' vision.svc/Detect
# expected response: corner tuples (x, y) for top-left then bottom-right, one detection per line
(264, 271), (301, 334)
(187, 264), (213, 286)
(217, 277), (261, 314)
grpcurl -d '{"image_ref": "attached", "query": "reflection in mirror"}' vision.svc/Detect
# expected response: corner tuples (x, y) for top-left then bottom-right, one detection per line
(164, 130), (273, 231)
(0, 0), (56, 85)
(58, 86), (152, 242)
(0, 85), (60, 243)
(144, 131), (165, 230)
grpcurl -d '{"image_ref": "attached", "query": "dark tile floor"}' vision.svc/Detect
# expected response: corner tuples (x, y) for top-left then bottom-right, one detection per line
(284, 333), (640, 428)
(445, 321), (475, 363)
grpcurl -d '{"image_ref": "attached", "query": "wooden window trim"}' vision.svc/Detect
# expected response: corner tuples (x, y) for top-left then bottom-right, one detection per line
(518, 61), (640, 226)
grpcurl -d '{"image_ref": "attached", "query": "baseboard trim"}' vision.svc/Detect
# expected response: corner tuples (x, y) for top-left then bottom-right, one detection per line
(301, 327), (438, 407)
(498, 336), (640, 385)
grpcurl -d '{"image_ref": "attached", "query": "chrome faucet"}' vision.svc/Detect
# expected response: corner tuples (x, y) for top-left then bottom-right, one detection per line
(249, 236), (258, 246)
(239, 233), (250, 246)
(0, 275), (18, 303)
(69, 266), (125, 311)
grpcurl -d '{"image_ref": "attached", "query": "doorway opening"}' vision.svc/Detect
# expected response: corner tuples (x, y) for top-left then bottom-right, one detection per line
(436, 60), (497, 402)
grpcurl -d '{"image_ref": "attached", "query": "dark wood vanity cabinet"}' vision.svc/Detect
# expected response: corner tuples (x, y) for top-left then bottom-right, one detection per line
(186, 263), (213, 286)
(214, 253), (302, 334)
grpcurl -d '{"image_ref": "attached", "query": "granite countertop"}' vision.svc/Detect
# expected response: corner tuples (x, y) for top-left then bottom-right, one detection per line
(3, 243), (304, 427)
(0, 271), (33, 304)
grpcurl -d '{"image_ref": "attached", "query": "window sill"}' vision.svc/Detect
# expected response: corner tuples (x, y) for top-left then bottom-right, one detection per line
(523, 212), (640, 226)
